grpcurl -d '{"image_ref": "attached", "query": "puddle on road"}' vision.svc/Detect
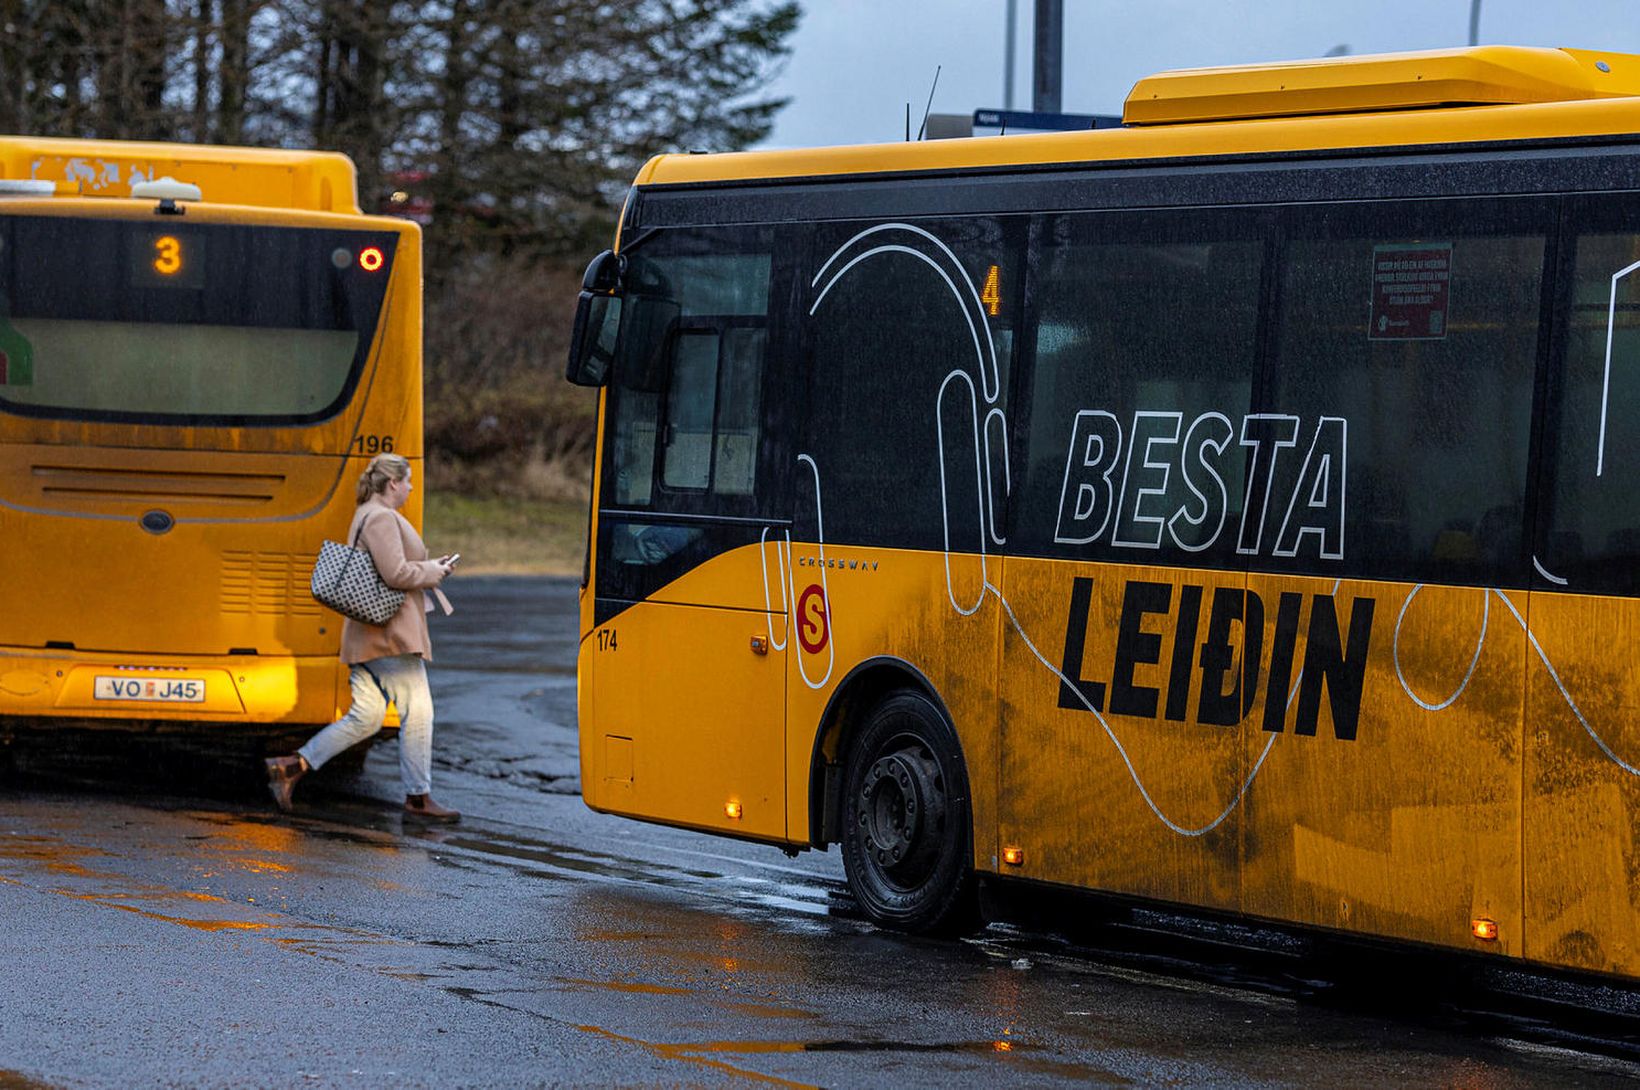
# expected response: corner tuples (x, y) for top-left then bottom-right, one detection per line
(0, 837), (279, 934)
(572, 1024), (816, 1088)
(184, 818), (305, 877)
(61, 894), (271, 933)
(0, 823), (291, 936)
(3, 797), (1087, 1085)
(292, 814), (851, 927)
(0, 835), (111, 868)
(572, 1023), (1126, 1088)
(560, 977), (695, 998)
(723, 1000), (820, 1021)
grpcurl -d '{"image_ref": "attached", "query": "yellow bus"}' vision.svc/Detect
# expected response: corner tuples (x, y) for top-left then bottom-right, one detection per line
(567, 46), (1640, 980)
(0, 137), (421, 750)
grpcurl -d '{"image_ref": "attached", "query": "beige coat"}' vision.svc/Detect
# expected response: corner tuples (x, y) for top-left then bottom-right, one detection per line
(339, 498), (448, 664)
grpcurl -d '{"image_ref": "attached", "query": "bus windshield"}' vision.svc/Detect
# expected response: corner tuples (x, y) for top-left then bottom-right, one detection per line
(0, 216), (397, 424)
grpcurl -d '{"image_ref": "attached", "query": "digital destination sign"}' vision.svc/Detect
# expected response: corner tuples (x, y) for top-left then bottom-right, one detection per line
(130, 231), (205, 289)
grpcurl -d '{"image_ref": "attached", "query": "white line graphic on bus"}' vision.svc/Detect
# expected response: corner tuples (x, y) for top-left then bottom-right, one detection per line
(759, 456), (836, 691)
(1595, 257), (1640, 477)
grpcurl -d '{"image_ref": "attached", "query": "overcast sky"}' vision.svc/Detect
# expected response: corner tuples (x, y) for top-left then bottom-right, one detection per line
(757, 1), (1640, 148)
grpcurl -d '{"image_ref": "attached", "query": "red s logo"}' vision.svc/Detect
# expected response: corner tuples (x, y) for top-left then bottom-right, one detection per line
(797, 583), (829, 654)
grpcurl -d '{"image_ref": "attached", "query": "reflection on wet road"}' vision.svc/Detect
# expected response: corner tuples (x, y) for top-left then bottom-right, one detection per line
(2, 577), (1638, 1088)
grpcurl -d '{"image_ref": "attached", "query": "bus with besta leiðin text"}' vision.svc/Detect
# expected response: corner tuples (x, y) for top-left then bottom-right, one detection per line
(0, 136), (421, 752)
(566, 46), (1640, 981)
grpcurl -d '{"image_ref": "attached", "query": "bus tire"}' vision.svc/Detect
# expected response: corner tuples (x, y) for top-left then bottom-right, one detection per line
(840, 688), (980, 936)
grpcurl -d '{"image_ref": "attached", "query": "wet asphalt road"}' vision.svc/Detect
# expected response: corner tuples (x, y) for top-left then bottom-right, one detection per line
(3, 577), (1640, 1088)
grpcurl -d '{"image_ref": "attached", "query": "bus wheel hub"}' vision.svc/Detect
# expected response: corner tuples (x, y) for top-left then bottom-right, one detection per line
(859, 749), (943, 874)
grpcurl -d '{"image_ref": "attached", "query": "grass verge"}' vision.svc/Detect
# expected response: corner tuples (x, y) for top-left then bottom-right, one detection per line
(422, 490), (588, 576)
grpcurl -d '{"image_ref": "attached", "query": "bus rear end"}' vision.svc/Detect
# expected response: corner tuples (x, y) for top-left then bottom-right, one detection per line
(0, 137), (421, 745)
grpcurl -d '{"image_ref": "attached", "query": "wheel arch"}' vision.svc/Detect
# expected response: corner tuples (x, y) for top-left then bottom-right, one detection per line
(806, 656), (964, 848)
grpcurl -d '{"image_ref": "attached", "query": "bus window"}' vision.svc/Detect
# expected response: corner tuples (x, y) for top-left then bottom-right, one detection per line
(1015, 211), (1263, 565)
(0, 217), (394, 425)
(712, 327), (767, 496)
(658, 326), (766, 496)
(661, 330), (721, 491)
(1539, 206), (1640, 595)
(1264, 200), (1548, 586)
(805, 216), (1022, 551)
(597, 233), (777, 599)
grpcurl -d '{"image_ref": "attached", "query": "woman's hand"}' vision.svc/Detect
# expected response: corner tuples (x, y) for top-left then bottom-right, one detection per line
(435, 554), (459, 580)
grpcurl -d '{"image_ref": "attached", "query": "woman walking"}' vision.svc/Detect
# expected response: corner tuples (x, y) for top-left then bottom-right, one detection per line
(265, 453), (460, 821)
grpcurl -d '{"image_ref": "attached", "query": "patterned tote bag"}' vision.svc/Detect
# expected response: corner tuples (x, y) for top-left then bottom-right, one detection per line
(310, 516), (406, 625)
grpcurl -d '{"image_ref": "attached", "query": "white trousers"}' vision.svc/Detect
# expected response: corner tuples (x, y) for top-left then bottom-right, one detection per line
(299, 654), (434, 796)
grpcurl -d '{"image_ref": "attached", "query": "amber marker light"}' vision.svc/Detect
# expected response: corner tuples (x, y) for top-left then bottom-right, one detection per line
(1002, 846), (1025, 866)
(724, 801), (742, 820)
(1472, 917), (1499, 942)
(358, 246), (385, 272)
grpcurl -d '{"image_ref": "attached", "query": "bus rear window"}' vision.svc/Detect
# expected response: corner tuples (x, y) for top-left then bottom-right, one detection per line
(0, 217), (397, 424)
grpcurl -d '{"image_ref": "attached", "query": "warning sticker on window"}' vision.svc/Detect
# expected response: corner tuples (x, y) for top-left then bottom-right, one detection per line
(1369, 243), (1452, 341)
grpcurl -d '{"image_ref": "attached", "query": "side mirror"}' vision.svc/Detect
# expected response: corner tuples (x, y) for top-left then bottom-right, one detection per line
(565, 250), (626, 387)
(566, 292), (622, 387)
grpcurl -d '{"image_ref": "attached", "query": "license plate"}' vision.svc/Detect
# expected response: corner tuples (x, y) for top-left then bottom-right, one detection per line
(94, 676), (205, 703)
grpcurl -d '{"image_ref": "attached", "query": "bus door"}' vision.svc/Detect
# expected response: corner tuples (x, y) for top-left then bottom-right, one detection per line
(586, 225), (797, 840)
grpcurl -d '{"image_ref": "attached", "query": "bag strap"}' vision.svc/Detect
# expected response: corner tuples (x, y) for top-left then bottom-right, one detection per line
(329, 510), (381, 591)
(357, 662), (392, 705)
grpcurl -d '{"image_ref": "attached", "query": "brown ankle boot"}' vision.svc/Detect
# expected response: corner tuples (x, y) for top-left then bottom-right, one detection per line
(403, 794), (460, 823)
(264, 754), (307, 812)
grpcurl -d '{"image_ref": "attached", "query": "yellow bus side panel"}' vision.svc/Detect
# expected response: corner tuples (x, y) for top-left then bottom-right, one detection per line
(584, 597), (787, 841)
(637, 96), (1640, 190)
(580, 539), (1640, 977)
(1241, 576), (1523, 958)
(1522, 591), (1640, 978)
(639, 537), (793, 614)
(780, 544), (1004, 871)
(996, 559), (1244, 911)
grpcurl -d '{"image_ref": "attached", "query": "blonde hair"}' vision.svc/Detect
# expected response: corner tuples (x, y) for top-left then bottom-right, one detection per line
(356, 453), (410, 505)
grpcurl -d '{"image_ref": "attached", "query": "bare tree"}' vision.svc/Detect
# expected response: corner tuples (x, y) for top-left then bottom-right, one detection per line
(0, 0), (801, 493)
(217, 0), (254, 141)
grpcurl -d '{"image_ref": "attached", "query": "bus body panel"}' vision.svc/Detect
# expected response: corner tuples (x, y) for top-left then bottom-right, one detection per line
(1523, 591), (1640, 979)
(1239, 574), (1525, 960)
(584, 591), (787, 840)
(0, 136), (360, 213)
(997, 559), (1246, 913)
(0, 452), (419, 656)
(780, 546), (1005, 874)
(0, 649), (342, 727)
